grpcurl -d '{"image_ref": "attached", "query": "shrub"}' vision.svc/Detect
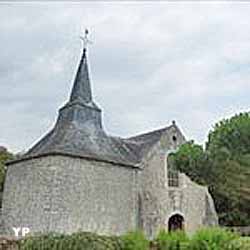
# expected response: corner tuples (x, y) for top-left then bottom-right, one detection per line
(19, 232), (123, 250)
(18, 228), (247, 250)
(238, 237), (250, 250)
(156, 229), (189, 250)
(121, 231), (149, 250)
(190, 227), (240, 250)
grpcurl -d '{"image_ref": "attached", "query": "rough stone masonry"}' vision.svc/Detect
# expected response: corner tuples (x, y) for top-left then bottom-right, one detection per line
(1, 43), (218, 239)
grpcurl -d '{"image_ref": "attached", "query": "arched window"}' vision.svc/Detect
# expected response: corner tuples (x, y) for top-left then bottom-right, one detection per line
(167, 153), (179, 187)
(168, 214), (184, 232)
(168, 170), (179, 187)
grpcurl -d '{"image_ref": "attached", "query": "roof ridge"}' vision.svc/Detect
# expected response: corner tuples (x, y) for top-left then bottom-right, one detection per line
(126, 125), (173, 141)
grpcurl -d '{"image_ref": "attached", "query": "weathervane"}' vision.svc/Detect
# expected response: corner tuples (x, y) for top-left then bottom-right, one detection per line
(80, 29), (92, 50)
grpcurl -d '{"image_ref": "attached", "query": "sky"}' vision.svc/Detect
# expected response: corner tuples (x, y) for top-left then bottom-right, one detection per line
(1, 2), (250, 153)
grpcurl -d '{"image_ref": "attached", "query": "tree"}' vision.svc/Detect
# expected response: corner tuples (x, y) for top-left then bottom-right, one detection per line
(171, 112), (250, 226)
(206, 113), (250, 225)
(206, 112), (250, 157)
(0, 147), (13, 192)
(169, 141), (208, 185)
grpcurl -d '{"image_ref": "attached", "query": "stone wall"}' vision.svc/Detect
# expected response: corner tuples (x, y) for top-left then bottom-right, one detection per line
(2, 155), (139, 236)
(139, 125), (186, 238)
(175, 174), (218, 233)
(139, 125), (218, 238)
(1, 125), (218, 238)
(0, 237), (18, 250)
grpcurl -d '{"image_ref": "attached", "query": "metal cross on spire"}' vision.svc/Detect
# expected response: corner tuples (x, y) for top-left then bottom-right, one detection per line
(80, 29), (92, 51)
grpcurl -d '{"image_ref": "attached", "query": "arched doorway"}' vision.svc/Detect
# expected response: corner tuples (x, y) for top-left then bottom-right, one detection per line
(168, 214), (184, 232)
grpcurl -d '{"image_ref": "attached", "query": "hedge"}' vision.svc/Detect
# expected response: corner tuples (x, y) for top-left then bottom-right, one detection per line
(0, 228), (247, 250)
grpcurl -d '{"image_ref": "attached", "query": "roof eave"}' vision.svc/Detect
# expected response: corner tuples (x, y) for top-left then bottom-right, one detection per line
(6, 151), (140, 169)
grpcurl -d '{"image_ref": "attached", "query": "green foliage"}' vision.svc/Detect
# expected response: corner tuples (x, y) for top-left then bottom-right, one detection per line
(190, 228), (239, 250)
(207, 113), (250, 157)
(19, 232), (124, 250)
(168, 141), (208, 185)
(238, 237), (250, 250)
(17, 229), (250, 250)
(122, 231), (149, 250)
(170, 112), (250, 226)
(156, 229), (189, 250)
(0, 148), (13, 192)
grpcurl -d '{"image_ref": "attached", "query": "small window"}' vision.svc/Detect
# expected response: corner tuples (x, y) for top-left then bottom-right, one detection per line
(168, 170), (179, 187)
(172, 135), (177, 142)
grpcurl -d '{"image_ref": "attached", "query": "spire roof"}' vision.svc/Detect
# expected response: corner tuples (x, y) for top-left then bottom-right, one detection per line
(12, 32), (185, 168)
(69, 48), (92, 104)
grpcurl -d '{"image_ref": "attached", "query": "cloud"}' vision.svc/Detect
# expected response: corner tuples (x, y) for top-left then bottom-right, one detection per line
(1, 2), (250, 152)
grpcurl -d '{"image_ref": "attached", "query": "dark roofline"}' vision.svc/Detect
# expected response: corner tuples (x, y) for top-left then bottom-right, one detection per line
(127, 125), (174, 141)
(6, 151), (140, 169)
(16, 124), (181, 169)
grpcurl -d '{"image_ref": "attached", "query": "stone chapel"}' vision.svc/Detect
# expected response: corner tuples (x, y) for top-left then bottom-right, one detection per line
(2, 38), (218, 238)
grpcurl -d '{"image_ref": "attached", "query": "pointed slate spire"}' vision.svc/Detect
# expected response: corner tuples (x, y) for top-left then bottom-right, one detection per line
(59, 30), (102, 129)
(69, 47), (92, 103)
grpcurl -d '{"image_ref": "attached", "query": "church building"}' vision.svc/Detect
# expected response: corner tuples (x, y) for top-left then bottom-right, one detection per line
(2, 35), (218, 238)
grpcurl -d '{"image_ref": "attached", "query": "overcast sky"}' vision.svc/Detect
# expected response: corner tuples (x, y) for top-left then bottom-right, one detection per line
(1, 2), (250, 153)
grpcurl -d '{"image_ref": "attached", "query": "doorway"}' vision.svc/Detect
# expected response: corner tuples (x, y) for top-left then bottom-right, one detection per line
(168, 214), (184, 232)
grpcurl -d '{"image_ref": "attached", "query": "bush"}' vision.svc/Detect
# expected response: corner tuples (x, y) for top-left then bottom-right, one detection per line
(156, 229), (189, 250)
(121, 231), (149, 250)
(238, 237), (250, 250)
(17, 228), (249, 250)
(19, 232), (123, 250)
(190, 227), (240, 250)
